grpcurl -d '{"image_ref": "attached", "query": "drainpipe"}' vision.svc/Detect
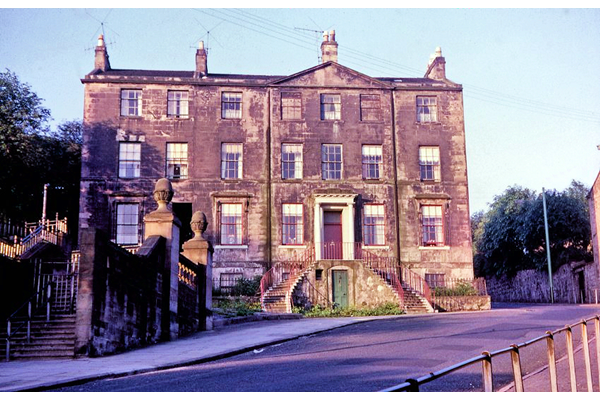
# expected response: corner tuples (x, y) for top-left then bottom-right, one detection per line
(390, 91), (401, 262)
(267, 89), (272, 269)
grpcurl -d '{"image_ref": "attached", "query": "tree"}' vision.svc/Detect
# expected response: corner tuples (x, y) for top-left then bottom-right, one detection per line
(521, 183), (591, 269)
(473, 182), (591, 278)
(0, 70), (81, 233)
(0, 70), (50, 220)
(473, 186), (536, 277)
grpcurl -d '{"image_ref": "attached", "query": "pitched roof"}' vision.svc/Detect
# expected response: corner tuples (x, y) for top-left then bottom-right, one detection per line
(85, 64), (460, 89)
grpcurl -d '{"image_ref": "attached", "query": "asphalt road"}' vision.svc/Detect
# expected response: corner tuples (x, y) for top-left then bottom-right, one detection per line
(51, 303), (600, 392)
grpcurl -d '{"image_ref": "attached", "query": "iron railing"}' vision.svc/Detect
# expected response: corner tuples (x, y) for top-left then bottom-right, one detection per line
(0, 217), (68, 260)
(5, 282), (53, 361)
(382, 315), (600, 392)
(260, 243), (435, 313)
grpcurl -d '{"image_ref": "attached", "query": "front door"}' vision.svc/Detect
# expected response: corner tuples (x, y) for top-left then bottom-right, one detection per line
(323, 211), (343, 259)
(332, 270), (349, 308)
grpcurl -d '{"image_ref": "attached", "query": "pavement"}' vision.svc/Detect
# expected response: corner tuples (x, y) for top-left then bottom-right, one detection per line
(0, 314), (390, 392)
(0, 312), (593, 392)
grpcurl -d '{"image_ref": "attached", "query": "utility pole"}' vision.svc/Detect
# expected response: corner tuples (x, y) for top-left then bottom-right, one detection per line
(42, 183), (49, 226)
(542, 188), (554, 303)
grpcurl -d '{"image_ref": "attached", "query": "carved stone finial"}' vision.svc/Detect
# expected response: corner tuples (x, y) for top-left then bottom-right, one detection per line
(190, 211), (208, 239)
(153, 178), (174, 212)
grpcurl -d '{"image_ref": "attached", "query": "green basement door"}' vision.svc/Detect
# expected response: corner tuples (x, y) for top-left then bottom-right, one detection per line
(332, 270), (349, 308)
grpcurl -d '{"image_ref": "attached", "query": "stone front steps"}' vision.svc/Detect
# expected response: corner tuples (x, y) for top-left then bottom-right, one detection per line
(263, 261), (434, 315)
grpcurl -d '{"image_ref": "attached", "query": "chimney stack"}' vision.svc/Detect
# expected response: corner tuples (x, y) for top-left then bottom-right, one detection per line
(195, 40), (208, 78)
(321, 30), (338, 63)
(94, 35), (111, 72)
(425, 46), (446, 80)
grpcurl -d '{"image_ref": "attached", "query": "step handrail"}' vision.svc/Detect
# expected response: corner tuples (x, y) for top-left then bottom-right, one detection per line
(5, 282), (53, 361)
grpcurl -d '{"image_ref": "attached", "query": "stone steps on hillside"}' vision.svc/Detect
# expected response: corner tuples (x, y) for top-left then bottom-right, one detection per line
(0, 314), (75, 361)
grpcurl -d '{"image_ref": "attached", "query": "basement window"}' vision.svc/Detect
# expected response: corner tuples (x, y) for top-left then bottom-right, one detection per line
(315, 269), (323, 281)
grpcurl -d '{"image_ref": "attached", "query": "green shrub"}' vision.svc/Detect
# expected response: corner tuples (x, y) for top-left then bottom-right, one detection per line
(433, 282), (478, 297)
(231, 276), (262, 296)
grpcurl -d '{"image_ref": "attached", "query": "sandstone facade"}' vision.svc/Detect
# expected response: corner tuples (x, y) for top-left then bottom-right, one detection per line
(79, 33), (474, 291)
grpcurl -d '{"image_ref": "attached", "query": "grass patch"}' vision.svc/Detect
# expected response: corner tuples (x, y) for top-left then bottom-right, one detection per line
(294, 302), (404, 318)
(213, 297), (262, 317)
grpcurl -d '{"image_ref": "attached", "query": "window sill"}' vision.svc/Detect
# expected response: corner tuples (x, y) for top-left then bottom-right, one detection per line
(214, 245), (248, 250)
(419, 246), (450, 250)
(415, 122), (442, 126)
(362, 245), (389, 250)
(359, 120), (384, 124)
(278, 245), (307, 249)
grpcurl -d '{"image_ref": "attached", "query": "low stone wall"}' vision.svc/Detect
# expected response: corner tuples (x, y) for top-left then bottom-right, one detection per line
(486, 261), (598, 304)
(433, 295), (491, 312)
(75, 228), (166, 356)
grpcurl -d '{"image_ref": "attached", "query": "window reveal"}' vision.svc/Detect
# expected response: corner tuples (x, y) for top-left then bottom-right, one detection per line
(360, 94), (381, 121)
(120, 89), (141, 117)
(167, 91), (189, 118)
(364, 204), (385, 246)
(419, 146), (441, 182)
(282, 143), (303, 179)
(282, 203), (303, 245)
(362, 145), (382, 180)
(221, 92), (242, 119)
(281, 92), (302, 120)
(116, 203), (139, 245)
(221, 143), (243, 179)
(321, 144), (342, 180)
(118, 142), (141, 178)
(320, 94), (341, 120)
(220, 203), (243, 245)
(166, 143), (188, 179)
(416, 96), (438, 123)
(421, 205), (444, 246)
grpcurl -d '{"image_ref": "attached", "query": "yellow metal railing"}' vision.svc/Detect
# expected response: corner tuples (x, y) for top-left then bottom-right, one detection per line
(381, 315), (600, 392)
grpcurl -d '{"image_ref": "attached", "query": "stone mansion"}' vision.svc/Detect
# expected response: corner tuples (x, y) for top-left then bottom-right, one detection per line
(79, 31), (474, 295)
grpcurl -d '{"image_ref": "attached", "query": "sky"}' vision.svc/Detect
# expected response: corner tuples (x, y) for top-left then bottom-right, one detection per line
(1, 6), (599, 215)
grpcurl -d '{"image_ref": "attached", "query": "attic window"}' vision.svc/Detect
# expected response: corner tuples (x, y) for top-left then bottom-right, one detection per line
(360, 94), (381, 122)
(167, 91), (189, 118)
(416, 96), (437, 123)
(222, 92), (242, 119)
(281, 92), (302, 120)
(320, 94), (341, 120)
(120, 89), (142, 117)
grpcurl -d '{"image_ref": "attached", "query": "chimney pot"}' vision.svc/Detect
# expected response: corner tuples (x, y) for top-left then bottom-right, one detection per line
(321, 30), (338, 63)
(196, 41), (208, 78)
(94, 34), (110, 72)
